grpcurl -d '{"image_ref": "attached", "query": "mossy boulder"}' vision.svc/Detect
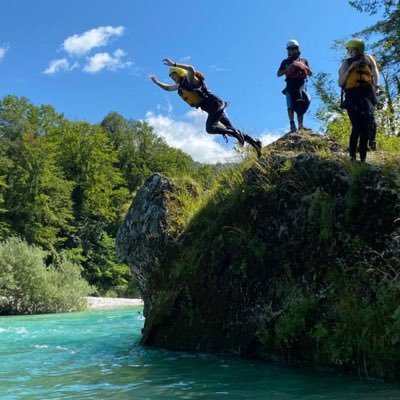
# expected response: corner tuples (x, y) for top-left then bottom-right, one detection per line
(117, 132), (400, 378)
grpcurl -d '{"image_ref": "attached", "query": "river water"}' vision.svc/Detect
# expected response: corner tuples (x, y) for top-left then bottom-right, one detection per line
(0, 307), (399, 399)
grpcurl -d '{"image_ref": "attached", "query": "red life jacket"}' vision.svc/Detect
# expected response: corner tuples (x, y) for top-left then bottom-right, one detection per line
(285, 59), (309, 80)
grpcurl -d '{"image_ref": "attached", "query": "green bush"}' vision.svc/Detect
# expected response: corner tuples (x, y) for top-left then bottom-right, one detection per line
(0, 237), (91, 314)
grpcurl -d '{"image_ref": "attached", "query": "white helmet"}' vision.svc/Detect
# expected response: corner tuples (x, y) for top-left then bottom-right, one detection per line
(286, 39), (300, 49)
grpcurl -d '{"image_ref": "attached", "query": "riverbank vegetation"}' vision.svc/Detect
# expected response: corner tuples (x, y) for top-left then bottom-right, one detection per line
(0, 95), (220, 312)
(0, 237), (91, 314)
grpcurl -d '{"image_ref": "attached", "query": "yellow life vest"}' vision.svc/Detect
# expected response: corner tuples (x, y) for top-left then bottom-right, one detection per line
(345, 61), (373, 90)
(177, 77), (210, 108)
(178, 87), (204, 107)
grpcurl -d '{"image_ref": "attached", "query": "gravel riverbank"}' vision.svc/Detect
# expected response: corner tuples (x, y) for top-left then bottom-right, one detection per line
(86, 297), (143, 310)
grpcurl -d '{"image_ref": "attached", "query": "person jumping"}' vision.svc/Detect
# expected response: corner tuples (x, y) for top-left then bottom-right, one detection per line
(150, 59), (262, 157)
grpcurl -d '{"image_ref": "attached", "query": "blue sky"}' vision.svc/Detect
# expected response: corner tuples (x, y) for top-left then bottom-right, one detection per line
(0, 0), (380, 163)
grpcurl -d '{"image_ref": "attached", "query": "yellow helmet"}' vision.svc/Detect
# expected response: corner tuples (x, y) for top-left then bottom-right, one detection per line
(169, 67), (187, 77)
(346, 38), (365, 53)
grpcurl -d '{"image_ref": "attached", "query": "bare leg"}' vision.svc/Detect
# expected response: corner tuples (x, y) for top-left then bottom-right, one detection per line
(297, 113), (304, 128)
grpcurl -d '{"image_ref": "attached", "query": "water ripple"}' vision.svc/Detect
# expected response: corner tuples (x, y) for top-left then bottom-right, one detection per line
(0, 308), (400, 399)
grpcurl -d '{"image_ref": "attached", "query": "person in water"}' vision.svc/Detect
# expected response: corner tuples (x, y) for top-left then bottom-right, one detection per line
(150, 59), (262, 157)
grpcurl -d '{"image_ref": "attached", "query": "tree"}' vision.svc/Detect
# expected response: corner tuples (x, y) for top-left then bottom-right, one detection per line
(313, 72), (346, 122)
(0, 95), (220, 296)
(52, 120), (129, 222)
(101, 114), (196, 192)
(83, 231), (132, 294)
(4, 133), (74, 249)
(100, 111), (129, 149)
(47, 120), (131, 289)
(0, 95), (64, 140)
(0, 140), (12, 239)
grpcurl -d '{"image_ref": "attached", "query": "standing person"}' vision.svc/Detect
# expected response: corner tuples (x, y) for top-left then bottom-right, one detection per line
(338, 38), (380, 162)
(277, 40), (313, 132)
(150, 59), (262, 157)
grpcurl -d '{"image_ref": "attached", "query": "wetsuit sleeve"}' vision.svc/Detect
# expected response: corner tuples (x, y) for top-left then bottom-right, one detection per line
(277, 59), (289, 77)
(278, 60), (288, 71)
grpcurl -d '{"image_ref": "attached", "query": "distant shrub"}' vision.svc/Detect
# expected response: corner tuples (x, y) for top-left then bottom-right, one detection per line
(0, 237), (91, 314)
(103, 281), (141, 299)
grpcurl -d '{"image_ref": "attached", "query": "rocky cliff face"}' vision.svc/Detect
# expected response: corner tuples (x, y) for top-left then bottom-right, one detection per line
(116, 174), (179, 315)
(117, 132), (400, 378)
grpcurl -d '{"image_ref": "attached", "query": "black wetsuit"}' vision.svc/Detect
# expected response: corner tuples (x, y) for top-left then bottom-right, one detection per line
(342, 57), (377, 160)
(179, 77), (260, 149)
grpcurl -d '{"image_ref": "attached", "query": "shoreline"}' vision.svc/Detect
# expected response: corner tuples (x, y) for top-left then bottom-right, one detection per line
(86, 297), (143, 310)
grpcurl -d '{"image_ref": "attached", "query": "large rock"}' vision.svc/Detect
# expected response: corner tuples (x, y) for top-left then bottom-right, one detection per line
(116, 174), (178, 314)
(117, 132), (400, 378)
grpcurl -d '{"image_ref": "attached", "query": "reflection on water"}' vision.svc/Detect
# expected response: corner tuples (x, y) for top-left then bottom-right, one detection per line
(0, 308), (399, 399)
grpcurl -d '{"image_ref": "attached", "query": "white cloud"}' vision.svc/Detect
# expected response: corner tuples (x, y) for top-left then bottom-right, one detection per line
(145, 109), (239, 164)
(0, 45), (9, 62)
(83, 49), (132, 73)
(210, 65), (228, 72)
(62, 25), (125, 56)
(259, 129), (285, 146)
(44, 25), (136, 75)
(145, 107), (289, 163)
(43, 58), (71, 75)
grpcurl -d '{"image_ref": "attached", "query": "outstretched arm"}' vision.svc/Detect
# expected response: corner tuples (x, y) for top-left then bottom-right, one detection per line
(163, 58), (199, 84)
(150, 75), (178, 91)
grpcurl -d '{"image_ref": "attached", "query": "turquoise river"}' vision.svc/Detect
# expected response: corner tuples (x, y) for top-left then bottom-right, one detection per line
(1, 307), (400, 399)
